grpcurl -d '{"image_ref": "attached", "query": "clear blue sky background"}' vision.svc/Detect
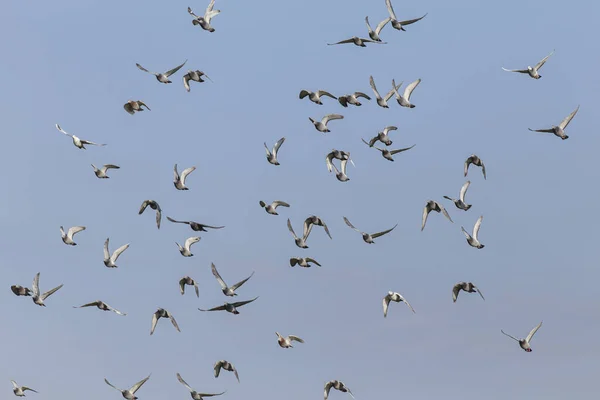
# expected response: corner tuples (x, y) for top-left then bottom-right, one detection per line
(1, 0), (598, 399)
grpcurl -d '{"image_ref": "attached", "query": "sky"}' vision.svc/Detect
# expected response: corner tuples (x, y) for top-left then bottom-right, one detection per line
(1, 0), (599, 399)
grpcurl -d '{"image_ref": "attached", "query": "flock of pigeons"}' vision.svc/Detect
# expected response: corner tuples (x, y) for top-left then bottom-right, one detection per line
(7, 0), (582, 398)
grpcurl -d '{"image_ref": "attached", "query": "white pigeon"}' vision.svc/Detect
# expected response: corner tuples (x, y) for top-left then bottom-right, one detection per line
(55, 123), (106, 149)
(213, 360), (240, 382)
(123, 100), (150, 115)
(327, 37), (386, 47)
(528, 105), (580, 140)
(337, 92), (371, 107)
(103, 238), (130, 268)
(309, 114), (344, 133)
(276, 332), (305, 348)
(331, 159), (350, 182)
(392, 78), (421, 108)
(91, 164), (120, 179)
(188, 0), (220, 32)
(383, 291), (415, 317)
(179, 276), (200, 298)
(31, 272), (63, 307)
(421, 200), (453, 231)
(176, 373), (226, 400)
(369, 76), (400, 108)
(464, 155), (487, 179)
(264, 137), (285, 165)
(183, 70), (212, 92)
(139, 200), (162, 229)
(365, 16), (392, 42)
(461, 215), (484, 249)
(385, 0), (428, 31)
(104, 374), (151, 400)
(11, 380), (38, 397)
(174, 164), (196, 190)
(176, 237), (201, 257)
(343, 216), (397, 244)
(452, 282), (485, 302)
(324, 380), (354, 400)
(443, 181), (472, 211)
(136, 60), (187, 83)
(150, 308), (180, 335)
(259, 200), (290, 215)
(299, 89), (337, 105)
(73, 300), (126, 315)
(502, 50), (554, 79)
(501, 321), (543, 352)
(60, 225), (86, 246)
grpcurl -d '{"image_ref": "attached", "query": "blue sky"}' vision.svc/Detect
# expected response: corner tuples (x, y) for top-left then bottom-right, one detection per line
(1, 0), (599, 398)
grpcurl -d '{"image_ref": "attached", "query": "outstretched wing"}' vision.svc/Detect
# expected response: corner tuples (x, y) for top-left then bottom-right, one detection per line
(390, 144), (416, 155)
(369, 75), (381, 99)
(169, 314), (181, 332)
(475, 285), (485, 301)
(129, 375), (151, 394)
(104, 378), (121, 392)
(187, 7), (199, 18)
(322, 114), (344, 124)
(459, 181), (470, 202)
(534, 50), (554, 71)
(180, 166), (196, 183)
(452, 284), (462, 302)
(317, 90), (337, 99)
(164, 60), (188, 77)
(185, 236), (201, 250)
(75, 301), (100, 308)
(558, 105), (580, 130)
(472, 216), (483, 241)
(139, 200), (150, 215)
(32, 272), (41, 297)
(375, 17), (392, 35)
(55, 123), (73, 137)
(372, 224), (398, 238)
(150, 312), (159, 335)
(287, 218), (298, 239)
(273, 137), (285, 157)
(173, 164), (180, 181)
(526, 321), (543, 343)
(501, 67), (529, 74)
(402, 78), (421, 101)
(231, 271), (255, 291)
(40, 284), (64, 301)
(354, 92), (371, 100)
(501, 329), (520, 342)
(343, 217), (361, 233)
(68, 226), (86, 238)
(111, 243), (130, 263)
(288, 335), (304, 343)
(176, 373), (194, 392)
(402, 296), (416, 313)
(199, 304), (227, 312)
(211, 263), (228, 290)
(305, 257), (321, 266)
(136, 63), (154, 75)
(421, 204), (430, 231)
(183, 74), (191, 92)
(385, 0), (397, 20)
(103, 238), (110, 261)
(365, 16), (374, 34)
(232, 296), (259, 308)
(398, 13), (428, 26)
(328, 38), (354, 45)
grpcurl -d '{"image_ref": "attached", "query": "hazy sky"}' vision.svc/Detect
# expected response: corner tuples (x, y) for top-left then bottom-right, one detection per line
(1, 0), (599, 399)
